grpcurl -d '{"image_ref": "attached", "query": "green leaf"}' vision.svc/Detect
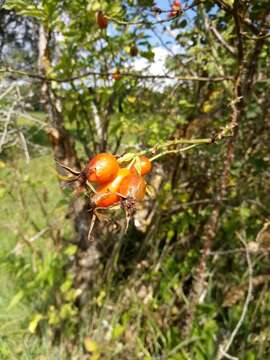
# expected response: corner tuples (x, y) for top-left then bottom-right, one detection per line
(4, 2), (45, 20)
(7, 290), (24, 310)
(224, 0), (233, 6)
(110, 3), (122, 16)
(28, 314), (44, 334)
(96, 290), (106, 307)
(64, 244), (77, 256)
(91, 1), (100, 12)
(179, 19), (187, 28)
(0, 188), (6, 199)
(84, 337), (98, 353)
(127, 96), (136, 104)
(140, 50), (155, 61)
(112, 324), (125, 340)
(0, 160), (6, 169)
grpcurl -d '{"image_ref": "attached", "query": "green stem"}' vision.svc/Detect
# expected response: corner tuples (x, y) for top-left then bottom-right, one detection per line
(156, 138), (211, 149)
(149, 143), (200, 162)
(139, 138), (211, 156)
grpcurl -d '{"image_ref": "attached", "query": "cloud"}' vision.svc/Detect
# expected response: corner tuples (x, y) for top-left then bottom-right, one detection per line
(132, 46), (177, 89)
(132, 46), (169, 74)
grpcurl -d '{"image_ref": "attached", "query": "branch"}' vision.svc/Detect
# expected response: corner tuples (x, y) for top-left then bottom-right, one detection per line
(241, 32), (270, 40)
(108, 12), (181, 26)
(0, 67), (233, 83)
(107, 1), (202, 26)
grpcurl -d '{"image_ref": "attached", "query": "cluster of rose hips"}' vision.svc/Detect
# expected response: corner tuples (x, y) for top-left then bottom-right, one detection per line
(85, 152), (151, 208)
(168, 1), (182, 17)
(57, 153), (153, 234)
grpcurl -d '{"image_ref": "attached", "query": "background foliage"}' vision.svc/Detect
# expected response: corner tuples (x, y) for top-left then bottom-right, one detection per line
(0, 0), (270, 359)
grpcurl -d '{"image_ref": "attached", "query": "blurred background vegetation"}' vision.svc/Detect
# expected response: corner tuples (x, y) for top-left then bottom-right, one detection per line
(0, 0), (270, 359)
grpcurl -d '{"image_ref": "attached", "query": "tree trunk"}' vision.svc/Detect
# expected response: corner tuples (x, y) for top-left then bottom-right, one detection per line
(37, 23), (101, 307)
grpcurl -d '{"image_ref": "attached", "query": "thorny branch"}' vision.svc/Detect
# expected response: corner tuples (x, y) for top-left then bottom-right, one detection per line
(182, 0), (246, 338)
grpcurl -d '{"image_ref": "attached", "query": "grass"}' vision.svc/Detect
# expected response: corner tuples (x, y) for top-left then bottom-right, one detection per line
(0, 153), (72, 359)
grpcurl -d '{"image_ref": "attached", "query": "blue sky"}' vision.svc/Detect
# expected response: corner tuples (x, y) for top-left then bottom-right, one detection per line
(130, 0), (195, 78)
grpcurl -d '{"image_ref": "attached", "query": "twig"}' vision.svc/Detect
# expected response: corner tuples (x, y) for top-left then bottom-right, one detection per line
(18, 131), (30, 164)
(207, 248), (270, 256)
(88, 213), (97, 241)
(241, 32), (270, 40)
(0, 83), (16, 100)
(149, 144), (199, 161)
(218, 347), (238, 360)
(136, 138), (211, 159)
(15, 111), (48, 127)
(153, 138), (211, 149)
(211, 97), (243, 143)
(0, 102), (16, 153)
(209, 22), (236, 56)
(203, 12), (233, 93)
(107, 12), (181, 26)
(217, 234), (253, 360)
(12, 227), (49, 255)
